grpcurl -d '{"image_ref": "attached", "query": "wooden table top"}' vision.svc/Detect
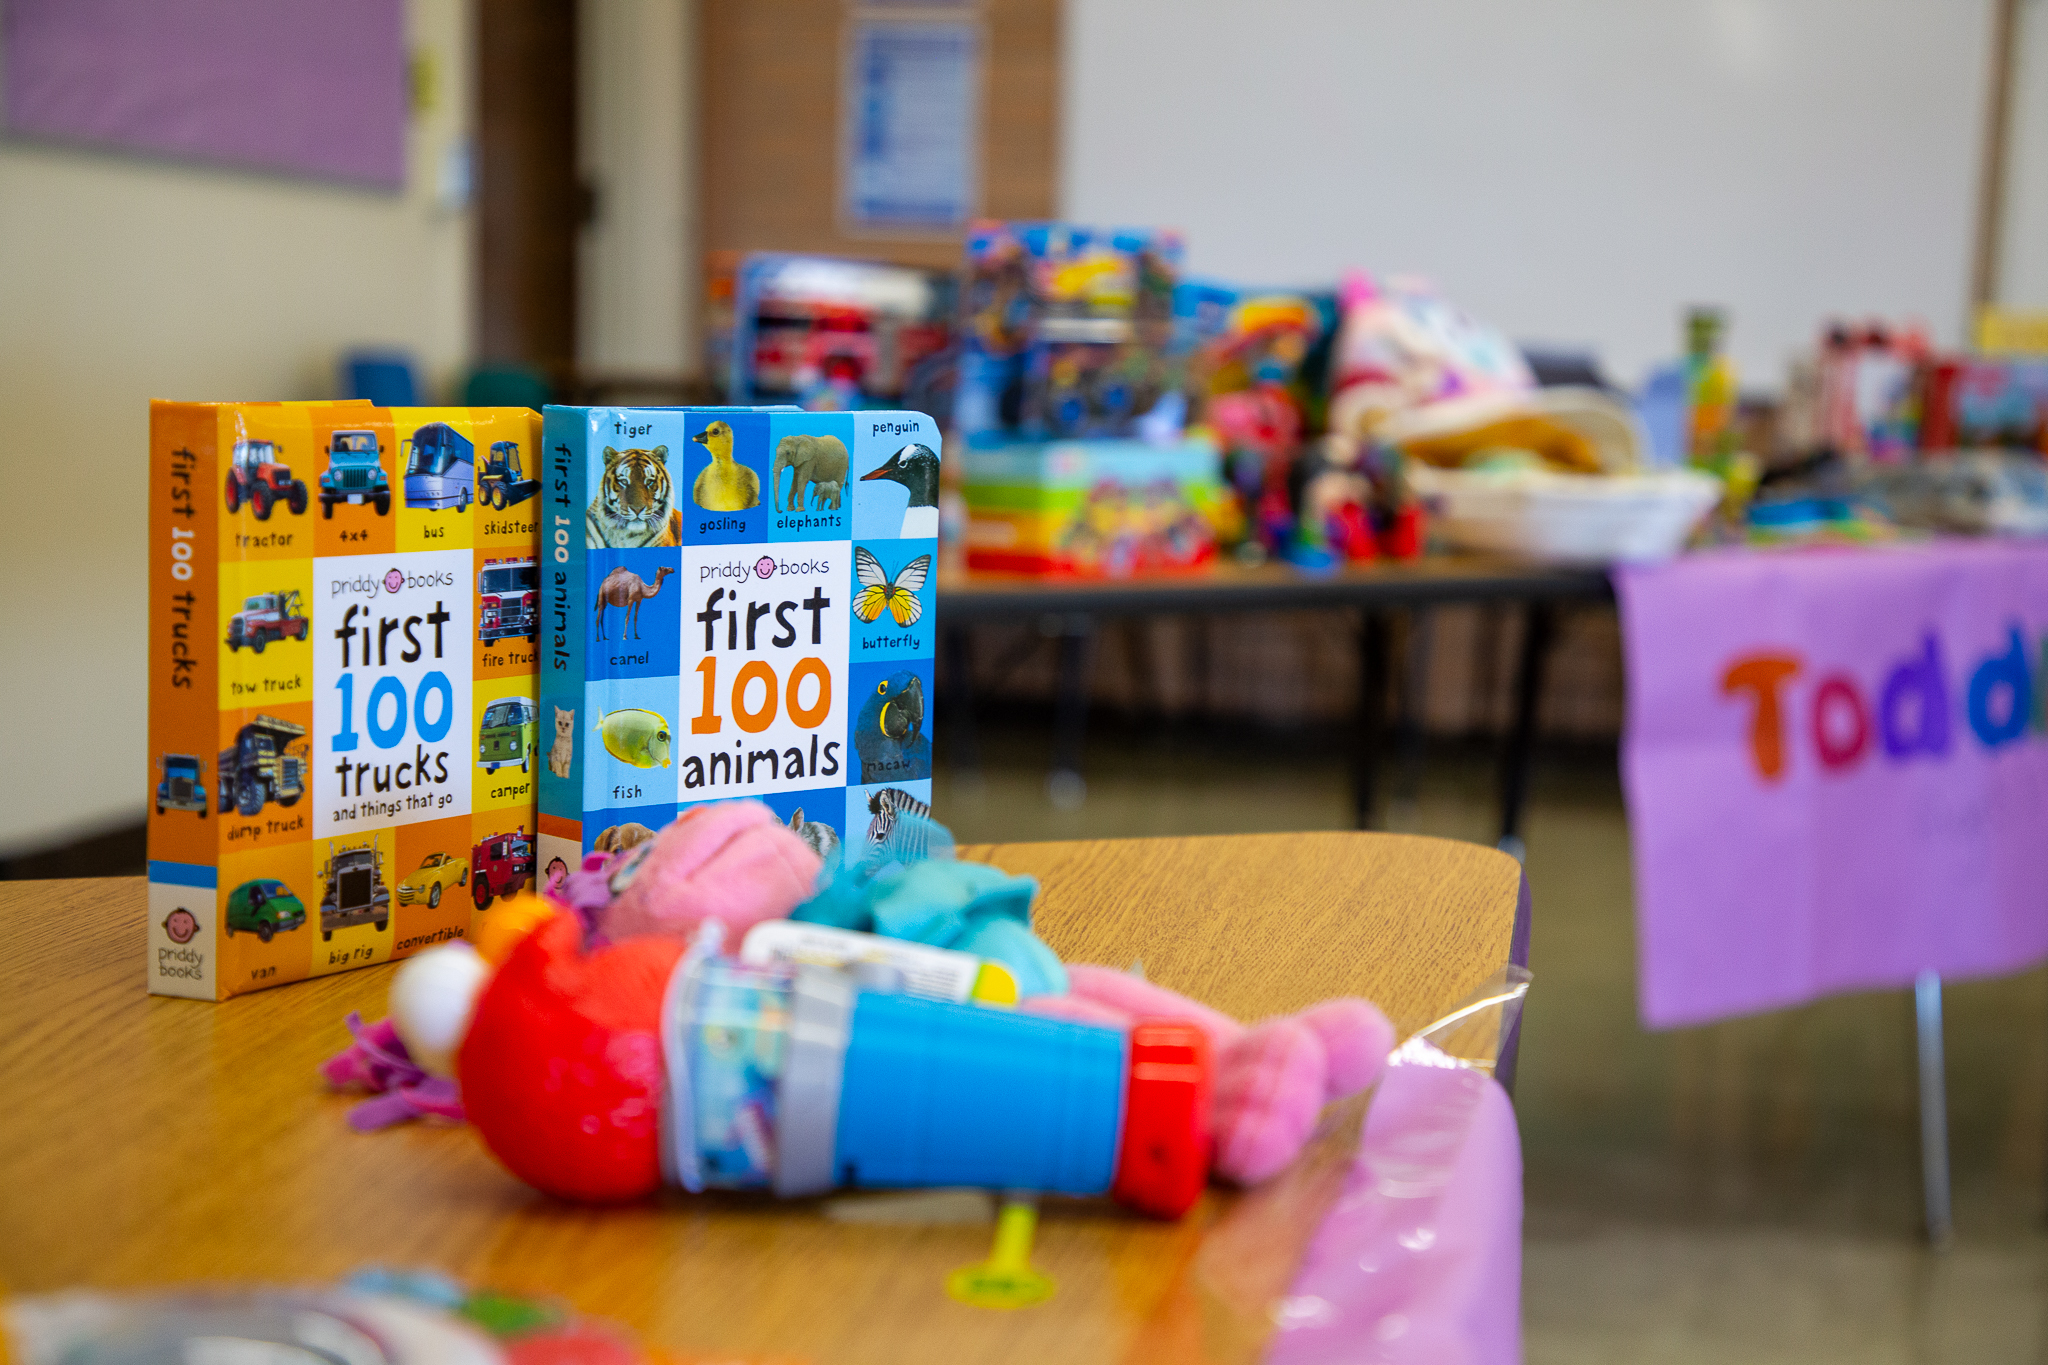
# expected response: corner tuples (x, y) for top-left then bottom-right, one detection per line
(0, 832), (1523, 1364)
(936, 555), (1612, 622)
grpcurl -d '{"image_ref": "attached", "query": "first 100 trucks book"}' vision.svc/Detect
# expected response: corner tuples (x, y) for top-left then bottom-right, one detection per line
(147, 401), (543, 1000)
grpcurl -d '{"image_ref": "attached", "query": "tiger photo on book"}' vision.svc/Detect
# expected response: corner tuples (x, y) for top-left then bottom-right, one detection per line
(586, 445), (683, 548)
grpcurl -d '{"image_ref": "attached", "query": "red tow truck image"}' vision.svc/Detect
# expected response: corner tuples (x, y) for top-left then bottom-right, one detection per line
(225, 590), (309, 653)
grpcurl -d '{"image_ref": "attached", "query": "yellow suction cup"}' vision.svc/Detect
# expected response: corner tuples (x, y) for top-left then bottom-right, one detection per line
(946, 1197), (1055, 1310)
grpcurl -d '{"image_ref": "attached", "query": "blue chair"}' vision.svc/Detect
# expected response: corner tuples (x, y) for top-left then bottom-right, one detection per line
(341, 351), (420, 407)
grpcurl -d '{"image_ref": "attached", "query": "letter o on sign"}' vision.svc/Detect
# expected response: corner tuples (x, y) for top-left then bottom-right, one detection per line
(786, 657), (831, 728)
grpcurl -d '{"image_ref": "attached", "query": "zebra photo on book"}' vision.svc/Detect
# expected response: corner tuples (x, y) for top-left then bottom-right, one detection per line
(865, 787), (931, 858)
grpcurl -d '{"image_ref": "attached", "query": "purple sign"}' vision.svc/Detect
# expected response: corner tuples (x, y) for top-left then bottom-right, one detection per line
(1619, 542), (2048, 1028)
(4, 0), (405, 189)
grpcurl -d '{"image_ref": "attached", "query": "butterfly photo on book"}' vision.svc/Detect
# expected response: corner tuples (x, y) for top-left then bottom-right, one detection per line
(851, 546), (932, 628)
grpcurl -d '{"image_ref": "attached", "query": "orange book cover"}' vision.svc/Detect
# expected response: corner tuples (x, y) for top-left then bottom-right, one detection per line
(147, 401), (542, 1000)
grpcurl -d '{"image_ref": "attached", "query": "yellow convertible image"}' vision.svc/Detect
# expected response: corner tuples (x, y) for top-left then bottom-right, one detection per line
(394, 850), (469, 909)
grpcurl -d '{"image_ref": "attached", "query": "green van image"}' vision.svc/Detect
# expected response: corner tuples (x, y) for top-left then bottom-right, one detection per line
(479, 696), (538, 774)
(224, 878), (307, 943)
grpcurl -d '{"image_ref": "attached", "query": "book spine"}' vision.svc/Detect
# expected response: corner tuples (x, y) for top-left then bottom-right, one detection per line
(147, 402), (223, 1000)
(536, 406), (590, 871)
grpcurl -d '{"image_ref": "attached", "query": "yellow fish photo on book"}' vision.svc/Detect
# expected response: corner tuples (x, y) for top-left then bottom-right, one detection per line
(852, 546), (931, 628)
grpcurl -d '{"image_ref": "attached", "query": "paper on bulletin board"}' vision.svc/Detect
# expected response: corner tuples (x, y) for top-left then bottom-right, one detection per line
(841, 15), (980, 233)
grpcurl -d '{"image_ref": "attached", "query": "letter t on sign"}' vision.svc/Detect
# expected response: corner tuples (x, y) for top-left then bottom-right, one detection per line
(1722, 654), (1802, 781)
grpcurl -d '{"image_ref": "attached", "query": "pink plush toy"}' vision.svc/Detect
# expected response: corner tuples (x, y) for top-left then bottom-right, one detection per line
(598, 800), (821, 944)
(1025, 965), (1395, 1185)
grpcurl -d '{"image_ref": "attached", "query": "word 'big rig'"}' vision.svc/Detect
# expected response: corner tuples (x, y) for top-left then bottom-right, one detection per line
(218, 715), (307, 818)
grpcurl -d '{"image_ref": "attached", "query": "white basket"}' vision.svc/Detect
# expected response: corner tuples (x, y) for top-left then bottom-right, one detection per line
(1408, 465), (1722, 563)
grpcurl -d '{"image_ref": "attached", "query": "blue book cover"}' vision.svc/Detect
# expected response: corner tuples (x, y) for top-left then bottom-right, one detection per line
(538, 405), (939, 887)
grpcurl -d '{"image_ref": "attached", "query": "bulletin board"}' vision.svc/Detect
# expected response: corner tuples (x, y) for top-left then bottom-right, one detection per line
(2, 0), (407, 189)
(699, 0), (1056, 272)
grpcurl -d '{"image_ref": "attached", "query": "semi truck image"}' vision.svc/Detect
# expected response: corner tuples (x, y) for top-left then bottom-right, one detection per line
(155, 754), (207, 817)
(477, 557), (538, 644)
(217, 715), (307, 818)
(318, 838), (391, 940)
(225, 590), (308, 652)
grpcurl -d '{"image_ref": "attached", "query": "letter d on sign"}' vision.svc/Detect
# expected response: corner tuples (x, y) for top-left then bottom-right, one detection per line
(1723, 654), (1801, 780)
(1967, 625), (2032, 748)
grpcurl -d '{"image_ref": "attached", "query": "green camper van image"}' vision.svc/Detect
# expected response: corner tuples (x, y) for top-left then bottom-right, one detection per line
(224, 878), (307, 943)
(478, 695), (537, 774)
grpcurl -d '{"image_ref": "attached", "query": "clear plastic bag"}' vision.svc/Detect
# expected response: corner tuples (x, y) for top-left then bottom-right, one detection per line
(1131, 967), (1531, 1364)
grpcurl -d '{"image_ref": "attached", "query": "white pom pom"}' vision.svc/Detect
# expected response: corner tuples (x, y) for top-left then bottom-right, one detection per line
(389, 941), (489, 1079)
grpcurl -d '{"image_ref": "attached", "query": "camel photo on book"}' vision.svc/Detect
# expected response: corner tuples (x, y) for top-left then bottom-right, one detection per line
(594, 565), (672, 642)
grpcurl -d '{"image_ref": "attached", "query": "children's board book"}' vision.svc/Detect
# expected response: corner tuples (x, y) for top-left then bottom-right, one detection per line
(148, 401), (544, 1001)
(536, 405), (939, 882)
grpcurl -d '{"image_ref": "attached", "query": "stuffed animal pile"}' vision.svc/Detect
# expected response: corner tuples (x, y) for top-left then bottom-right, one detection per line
(347, 800), (1395, 1211)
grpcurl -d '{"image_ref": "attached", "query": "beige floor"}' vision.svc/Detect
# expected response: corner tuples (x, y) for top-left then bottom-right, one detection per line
(936, 729), (2048, 1362)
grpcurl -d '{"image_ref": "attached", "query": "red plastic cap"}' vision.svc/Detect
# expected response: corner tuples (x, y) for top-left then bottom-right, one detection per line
(1111, 1019), (1214, 1218)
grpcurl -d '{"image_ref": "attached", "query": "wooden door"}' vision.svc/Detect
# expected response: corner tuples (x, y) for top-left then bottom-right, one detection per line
(475, 0), (581, 372)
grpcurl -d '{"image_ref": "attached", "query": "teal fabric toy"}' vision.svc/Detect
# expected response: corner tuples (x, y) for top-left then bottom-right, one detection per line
(792, 814), (1068, 997)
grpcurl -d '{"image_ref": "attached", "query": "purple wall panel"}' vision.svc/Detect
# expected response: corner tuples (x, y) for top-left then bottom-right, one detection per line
(4, 0), (406, 189)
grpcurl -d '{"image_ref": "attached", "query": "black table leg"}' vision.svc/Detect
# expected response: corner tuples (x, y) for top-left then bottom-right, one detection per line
(940, 623), (979, 774)
(1049, 614), (1095, 807)
(1498, 603), (1557, 854)
(1353, 610), (1392, 829)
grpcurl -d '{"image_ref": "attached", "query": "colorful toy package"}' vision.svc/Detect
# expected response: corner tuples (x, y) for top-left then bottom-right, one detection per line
(954, 221), (1184, 445)
(147, 402), (543, 1001)
(720, 252), (955, 414)
(963, 437), (1225, 576)
(537, 405), (938, 879)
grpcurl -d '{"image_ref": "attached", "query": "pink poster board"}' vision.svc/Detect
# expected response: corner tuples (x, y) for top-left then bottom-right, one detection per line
(3, 0), (405, 189)
(1619, 541), (2048, 1028)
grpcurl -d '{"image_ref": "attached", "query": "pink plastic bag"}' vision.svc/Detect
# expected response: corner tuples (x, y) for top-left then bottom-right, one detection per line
(1263, 1037), (1522, 1364)
(1263, 968), (1529, 1365)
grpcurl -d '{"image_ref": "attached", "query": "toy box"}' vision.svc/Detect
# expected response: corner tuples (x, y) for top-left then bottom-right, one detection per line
(1918, 356), (2048, 451)
(955, 221), (1184, 445)
(537, 405), (939, 881)
(964, 437), (1224, 576)
(147, 401), (543, 1000)
(718, 252), (955, 414)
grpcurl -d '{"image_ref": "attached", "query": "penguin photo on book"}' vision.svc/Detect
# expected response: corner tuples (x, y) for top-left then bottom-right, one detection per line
(860, 442), (940, 538)
(853, 671), (930, 783)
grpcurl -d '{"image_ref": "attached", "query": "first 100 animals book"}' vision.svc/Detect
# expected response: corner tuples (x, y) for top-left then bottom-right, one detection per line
(148, 401), (543, 1000)
(536, 404), (939, 878)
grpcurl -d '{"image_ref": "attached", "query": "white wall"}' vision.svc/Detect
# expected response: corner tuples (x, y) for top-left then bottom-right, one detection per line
(0, 0), (475, 857)
(1063, 0), (1993, 388)
(578, 0), (698, 374)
